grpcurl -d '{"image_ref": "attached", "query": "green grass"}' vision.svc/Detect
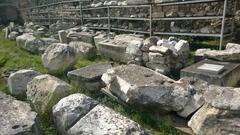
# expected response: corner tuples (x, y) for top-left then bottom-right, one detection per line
(0, 32), (182, 135)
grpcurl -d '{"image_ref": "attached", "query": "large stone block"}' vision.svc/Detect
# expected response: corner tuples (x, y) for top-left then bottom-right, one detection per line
(27, 74), (74, 114)
(42, 43), (79, 72)
(78, 32), (95, 45)
(181, 59), (240, 86)
(98, 40), (129, 63)
(188, 85), (240, 135)
(102, 64), (207, 117)
(53, 94), (98, 135)
(67, 105), (150, 135)
(0, 92), (42, 135)
(8, 69), (40, 96)
(58, 30), (68, 43)
(67, 63), (112, 91)
(69, 41), (96, 59)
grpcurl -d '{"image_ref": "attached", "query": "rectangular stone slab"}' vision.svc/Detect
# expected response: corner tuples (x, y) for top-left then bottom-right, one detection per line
(197, 63), (225, 74)
(181, 59), (240, 86)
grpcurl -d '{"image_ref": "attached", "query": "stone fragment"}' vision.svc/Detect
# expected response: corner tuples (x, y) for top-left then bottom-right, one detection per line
(58, 30), (68, 43)
(94, 33), (107, 50)
(198, 43), (240, 62)
(69, 41), (96, 59)
(149, 46), (172, 55)
(78, 32), (95, 45)
(67, 63), (112, 91)
(68, 105), (149, 135)
(42, 43), (79, 72)
(39, 38), (59, 54)
(188, 85), (240, 135)
(0, 92), (42, 135)
(53, 94), (98, 135)
(24, 36), (45, 54)
(8, 69), (40, 96)
(194, 48), (211, 62)
(102, 64), (208, 117)
(174, 40), (189, 55)
(27, 74), (73, 114)
(8, 31), (18, 40)
(98, 40), (128, 63)
(181, 59), (240, 86)
(16, 33), (34, 48)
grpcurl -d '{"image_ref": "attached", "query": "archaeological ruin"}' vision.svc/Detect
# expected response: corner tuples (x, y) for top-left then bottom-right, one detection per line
(0, 0), (240, 135)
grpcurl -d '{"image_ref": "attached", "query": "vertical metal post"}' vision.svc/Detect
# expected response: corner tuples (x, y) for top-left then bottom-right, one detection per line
(61, 0), (64, 22)
(108, 6), (111, 35)
(80, 3), (84, 26)
(231, 0), (237, 35)
(48, 0), (50, 25)
(220, 0), (228, 50)
(149, 4), (152, 37)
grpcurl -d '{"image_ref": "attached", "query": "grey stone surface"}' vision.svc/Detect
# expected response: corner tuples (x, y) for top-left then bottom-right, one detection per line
(8, 69), (40, 96)
(68, 105), (150, 135)
(69, 41), (96, 59)
(58, 30), (68, 43)
(0, 92), (42, 135)
(78, 32), (95, 45)
(16, 33), (34, 48)
(195, 43), (240, 62)
(27, 74), (73, 114)
(8, 31), (18, 40)
(53, 94), (98, 135)
(188, 85), (240, 135)
(181, 59), (240, 86)
(98, 40), (129, 63)
(67, 63), (112, 91)
(39, 38), (59, 54)
(102, 64), (207, 117)
(94, 33), (108, 50)
(197, 63), (225, 74)
(42, 43), (79, 72)
(98, 34), (144, 63)
(24, 36), (45, 54)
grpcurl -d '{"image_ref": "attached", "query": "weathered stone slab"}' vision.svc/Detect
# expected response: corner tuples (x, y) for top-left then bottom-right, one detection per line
(94, 34), (108, 50)
(0, 92), (42, 135)
(42, 43), (79, 72)
(194, 43), (240, 62)
(67, 105), (150, 135)
(181, 59), (240, 86)
(8, 69), (40, 96)
(69, 41), (96, 59)
(98, 40), (129, 63)
(53, 94), (98, 135)
(78, 32), (95, 45)
(188, 85), (240, 135)
(197, 63), (225, 74)
(27, 74), (74, 114)
(67, 63), (112, 91)
(58, 30), (68, 43)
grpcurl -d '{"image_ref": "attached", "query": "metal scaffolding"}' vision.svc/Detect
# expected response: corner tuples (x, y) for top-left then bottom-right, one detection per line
(23, 0), (237, 49)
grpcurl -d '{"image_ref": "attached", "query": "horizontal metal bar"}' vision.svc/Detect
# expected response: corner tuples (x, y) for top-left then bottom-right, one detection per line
(82, 6), (108, 10)
(110, 17), (150, 21)
(83, 17), (109, 20)
(153, 16), (223, 21)
(87, 27), (109, 30)
(111, 28), (150, 34)
(154, 0), (221, 6)
(110, 5), (150, 8)
(154, 32), (221, 37)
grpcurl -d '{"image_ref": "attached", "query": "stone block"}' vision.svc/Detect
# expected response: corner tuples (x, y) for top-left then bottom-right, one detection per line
(67, 63), (112, 91)
(181, 59), (240, 86)
(58, 30), (68, 43)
